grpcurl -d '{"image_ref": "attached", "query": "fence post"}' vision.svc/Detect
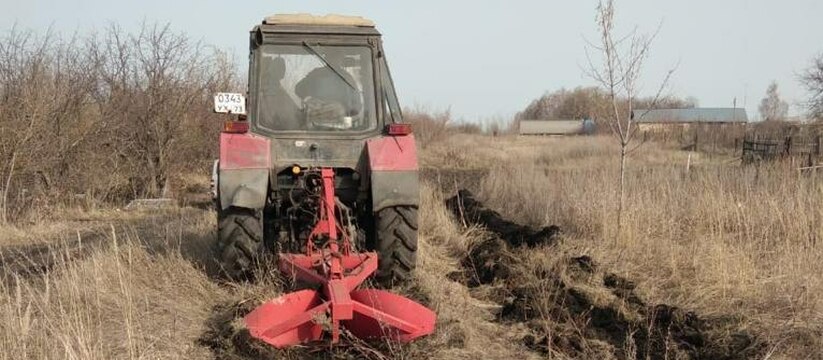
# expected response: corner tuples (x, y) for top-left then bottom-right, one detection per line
(785, 136), (792, 156)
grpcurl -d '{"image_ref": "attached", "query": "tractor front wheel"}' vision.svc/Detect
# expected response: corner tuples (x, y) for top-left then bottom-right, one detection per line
(216, 207), (263, 279)
(374, 206), (418, 285)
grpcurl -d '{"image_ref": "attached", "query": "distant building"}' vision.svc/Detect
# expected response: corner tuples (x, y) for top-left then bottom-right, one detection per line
(519, 119), (595, 136)
(632, 108), (748, 131)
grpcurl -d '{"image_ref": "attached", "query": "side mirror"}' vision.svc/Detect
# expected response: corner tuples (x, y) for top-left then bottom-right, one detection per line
(214, 93), (246, 115)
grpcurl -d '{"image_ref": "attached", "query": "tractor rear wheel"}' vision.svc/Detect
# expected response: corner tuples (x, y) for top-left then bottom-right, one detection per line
(374, 206), (418, 285)
(216, 207), (263, 279)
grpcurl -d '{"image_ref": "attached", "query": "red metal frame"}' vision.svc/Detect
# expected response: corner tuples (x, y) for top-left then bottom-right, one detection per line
(366, 134), (418, 171)
(244, 168), (435, 348)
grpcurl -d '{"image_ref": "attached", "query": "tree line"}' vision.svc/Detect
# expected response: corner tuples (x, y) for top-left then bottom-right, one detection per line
(514, 86), (697, 131)
(0, 24), (239, 223)
(517, 56), (823, 126)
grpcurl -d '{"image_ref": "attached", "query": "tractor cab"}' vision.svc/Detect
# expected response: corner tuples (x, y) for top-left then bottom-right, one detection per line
(248, 14), (402, 138)
(215, 14), (414, 212)
(215, 14), (417, 216)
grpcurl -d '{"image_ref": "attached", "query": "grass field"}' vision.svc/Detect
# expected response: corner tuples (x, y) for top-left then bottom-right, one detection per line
(1, 134), (820, 359)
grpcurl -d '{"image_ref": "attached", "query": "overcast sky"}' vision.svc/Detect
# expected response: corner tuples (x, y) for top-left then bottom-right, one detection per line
(4, 0), (822, 121)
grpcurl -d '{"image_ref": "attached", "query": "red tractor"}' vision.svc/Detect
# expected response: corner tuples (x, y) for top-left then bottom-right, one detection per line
(212, 14), (434, 348)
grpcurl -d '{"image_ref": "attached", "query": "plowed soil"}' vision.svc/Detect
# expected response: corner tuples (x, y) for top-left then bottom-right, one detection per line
(446, 189), (765, 360)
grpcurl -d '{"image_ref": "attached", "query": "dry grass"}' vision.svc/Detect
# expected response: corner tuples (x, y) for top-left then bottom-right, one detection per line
(438, 134), (822, 358)
(0, 184), (536, 359)
(0, 207), (295, 359)
(0, 219), (226, 359)
(0, 133), (820, 358)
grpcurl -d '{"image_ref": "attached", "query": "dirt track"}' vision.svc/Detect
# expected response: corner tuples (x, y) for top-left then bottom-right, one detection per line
(0, 208), (217, 280)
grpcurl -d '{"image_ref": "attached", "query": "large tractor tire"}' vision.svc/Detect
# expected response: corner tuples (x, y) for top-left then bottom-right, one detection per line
(216, 207), (263, 279)
(374, 206), (418, 285)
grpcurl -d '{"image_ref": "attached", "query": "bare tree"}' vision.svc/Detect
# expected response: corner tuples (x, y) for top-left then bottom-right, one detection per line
(758, 81), (789, 122)
(91, 23), (232, 198)
(0, 23), (238, 223)
(801, 54), (823, 120)
(0, 27), (55, 223)
(585, 0), (674, 236)
(404, 106), (451, 148)
(515, 87), (609, 122)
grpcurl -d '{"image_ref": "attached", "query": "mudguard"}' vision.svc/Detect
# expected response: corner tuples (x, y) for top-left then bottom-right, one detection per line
(365, 135), (419, 211)
(218, 132), (271, 210)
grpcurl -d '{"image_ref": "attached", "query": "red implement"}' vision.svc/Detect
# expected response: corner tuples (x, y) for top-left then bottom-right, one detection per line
(244, 168), (435, 348)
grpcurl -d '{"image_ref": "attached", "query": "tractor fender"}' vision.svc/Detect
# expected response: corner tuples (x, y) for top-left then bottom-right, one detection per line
(218, 169), (269, 210)
(366, 135), (419, 212)
(218, 132), (271, 210)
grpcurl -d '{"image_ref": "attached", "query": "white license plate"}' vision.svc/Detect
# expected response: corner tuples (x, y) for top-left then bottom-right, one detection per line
(214, 93), (246, 114)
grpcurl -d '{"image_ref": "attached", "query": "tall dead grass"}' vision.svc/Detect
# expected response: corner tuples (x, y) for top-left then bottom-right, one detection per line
(0, 208), (259, 359)
(0, 235), (220, 358)
(436, 134), (823, 357)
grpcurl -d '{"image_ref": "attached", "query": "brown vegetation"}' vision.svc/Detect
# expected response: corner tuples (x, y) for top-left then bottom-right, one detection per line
(515, 87), (696, 131)
(404, 106), (503, 149)
(1, 133), (822, 358)
(0, 24), (238, 223)
(403, 106), (454, 148)
(427, 134), (822, 358)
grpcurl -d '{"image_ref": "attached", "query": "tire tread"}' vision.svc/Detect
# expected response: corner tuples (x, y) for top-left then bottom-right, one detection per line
(374, 206), (418, 285)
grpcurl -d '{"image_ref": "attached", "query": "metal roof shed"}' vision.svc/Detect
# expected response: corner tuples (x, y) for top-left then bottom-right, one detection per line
(519, 120), (593, 135)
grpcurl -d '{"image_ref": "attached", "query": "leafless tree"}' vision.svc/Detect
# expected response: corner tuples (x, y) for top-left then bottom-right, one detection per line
(404, 106), (452, 148)
(585, 0), (674, 236)
(87, 23), (236, 198)
(801, 54), (823, 120)
(516, 87), (608, 122)
(0, 23), (238, 223)
(0, 27), (57, 223)
(758, 81), (789, 122)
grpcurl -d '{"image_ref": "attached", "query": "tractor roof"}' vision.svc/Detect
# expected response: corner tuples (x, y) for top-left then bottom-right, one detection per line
(255, 14), (380, 36)
(263, 14), (375, 27)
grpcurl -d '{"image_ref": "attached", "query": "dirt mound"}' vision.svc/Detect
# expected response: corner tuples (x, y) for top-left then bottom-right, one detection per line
(420, 169), (488, 195)
(446, 189), (560, 247)
(446, 190), (764, 360)
(198, 301), (281, 359)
